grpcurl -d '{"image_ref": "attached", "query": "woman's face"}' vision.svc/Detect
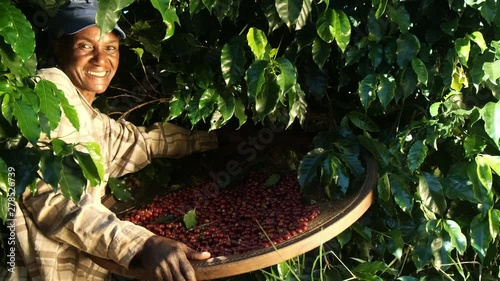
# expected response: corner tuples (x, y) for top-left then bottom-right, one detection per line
(56, 25), (120, 101)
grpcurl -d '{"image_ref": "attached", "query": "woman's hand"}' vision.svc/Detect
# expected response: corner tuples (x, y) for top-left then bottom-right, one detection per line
(132, 236), (211, 281)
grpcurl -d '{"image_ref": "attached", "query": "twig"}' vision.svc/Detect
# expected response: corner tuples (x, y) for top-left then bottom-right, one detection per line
(118, 98), (170, 121)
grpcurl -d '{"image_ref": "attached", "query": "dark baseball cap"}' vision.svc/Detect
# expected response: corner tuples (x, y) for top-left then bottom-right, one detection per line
(48, 0), (126, 39)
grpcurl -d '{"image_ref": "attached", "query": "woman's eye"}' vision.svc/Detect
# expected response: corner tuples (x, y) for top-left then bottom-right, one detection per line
(78, 43), (92, 50)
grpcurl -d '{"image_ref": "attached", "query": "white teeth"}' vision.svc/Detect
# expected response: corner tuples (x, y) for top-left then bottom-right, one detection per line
(88, 71), (107, 77)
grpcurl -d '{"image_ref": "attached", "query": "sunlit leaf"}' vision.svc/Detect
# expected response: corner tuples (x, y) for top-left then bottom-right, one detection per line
(276, 57), (297, 97)
(481, 101), (500, 147)
(407, 140), (427, 172)
(54, 86), (80, 131)
(234, 97), (247, 128)
(483, 60), (500, 83)
(468, 31), (487, 53)
(489, 209), (500, 240)
(418, 173), (447, 216)
(247, 28), (271, 60)
(374, 0), (388, 19)
(332, 9), (351, 52)
(295, 0), (312, 31)
(12, 97), (40, 145)
(217, 93), (235, 124)
(255, 75), (280, 119)
(316, 9), (335, 43)
(35, 80), (62, 131)
(184, 209), (197, 229)
(96, 0), (134, 38)
(0, 2), (35, 61)
(475, 155), (492, 192)
(377, 74), (396, 110)
(443, 220), (467, 254)
(455, 37), (471, 67)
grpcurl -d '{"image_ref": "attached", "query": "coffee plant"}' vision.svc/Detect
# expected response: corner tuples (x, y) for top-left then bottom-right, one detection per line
(1, 0), (500, 280)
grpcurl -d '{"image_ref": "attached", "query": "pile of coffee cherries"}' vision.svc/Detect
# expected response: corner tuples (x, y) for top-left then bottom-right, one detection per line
(122, 173), (320, 256)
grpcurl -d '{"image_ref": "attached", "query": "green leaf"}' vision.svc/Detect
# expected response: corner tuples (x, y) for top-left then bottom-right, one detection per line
(397, 33), (420, 69)
(470, 214), (492, 261)
(390, 173), (414, 213)
(357, 135), (391, 168)
(377, 173), (390, 202)
(443, 220), (467, 254)
(481, 154), (500, 175)
(54, 86), (80, 131)
(183, 209), (197, 229)
(202, 0), (216, 11)
(0, 41), (36, 77)
(455, 37), (471, 67)
(155, 214), (177, 223)
(199, 89), (219, 121)
(347, 111), (380, 132)
(35, 80), (62, 131)
(468, 31), (487, 53)
(430, 233), (453, 269)
(264, 174), (281, 187)
(358, 74), (377, 109)
(295, 0), (312, 31)
(275, 0), (303, 28)
(74, 151), (101, 187)
(481, 101), (500, 147)
(221, 35), (246, 87)
(167, 91), (186, 120)
(407, 140), (428, 172)
(316, 9), (336, 43)
(255, 75), (280, 119)
(276, 57), (297, 97)
(418, 173), (447, 216)
(298, 148), (326, 189)
(59, 156), (86, 202)
(463, 134), (487, 156)
(234, 97), (247, 128)
(12, 97), (40, 145)
(81, 142), (105, 182)
(96, 0), (134, 38)
(489, 209), (500, 240)
(0, 2), (35, 61)
(377, 74), (396, 110)
(217, 93), (235, 124)
(483, 60), (500, 83)
(0, 195), (7, 223)
(246, 60), (269, 100)
(388, 4), (410, 33)
(312, 36), (331, 68)
(40, 152), (62, 191)
(397, 66), (418, 99)
(387, 230), (404, 260)
(411, 58), (428, 85)
(369, 44), (383, 68)
(443, 163), (477, 203)
(332, 9), (351, 52)
(108, 177), (133, 202)
(247, 28), (271, 60)
(374, 0), (388, 18)
(475, 155), (492, 192)
(262, 0), (283, 33)
(287, 85), (307, 128)
(467, 161), (494, 212)
(0, 158), (8, 194)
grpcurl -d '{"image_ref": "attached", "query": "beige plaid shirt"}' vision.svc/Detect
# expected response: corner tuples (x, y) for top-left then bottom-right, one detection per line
(3, 68), (217, 280)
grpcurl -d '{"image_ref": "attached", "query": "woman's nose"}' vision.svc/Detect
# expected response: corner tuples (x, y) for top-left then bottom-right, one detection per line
(91, 49), (107, 65)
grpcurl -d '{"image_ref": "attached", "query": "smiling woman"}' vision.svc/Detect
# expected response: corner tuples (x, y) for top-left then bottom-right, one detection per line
(53, 27), (120, 103)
